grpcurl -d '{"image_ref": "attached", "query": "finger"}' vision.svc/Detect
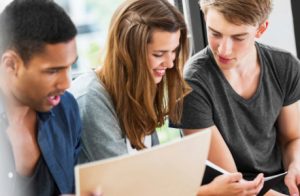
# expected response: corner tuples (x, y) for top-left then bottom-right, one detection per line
(254, 173), (264, 191)
(227, 172), (243, 183)
(249, 178), (264, 195)
(237, 189), (257, 196)
(256, 178), (264, 194)
(297, 175), (300, 185)
(245, 180), (264, 196)
(253, 173), (264, 185)
(285, 174), (299, 196)
(91, 192), (102, 196)
(244, 188), (258, 196)
(296, 175), (300, 194)
(91, 186), (103, 196)
(240, 179), (262, 192)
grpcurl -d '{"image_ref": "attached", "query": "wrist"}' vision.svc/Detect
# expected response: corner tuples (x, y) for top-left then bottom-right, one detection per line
(196, 184), (216, 196)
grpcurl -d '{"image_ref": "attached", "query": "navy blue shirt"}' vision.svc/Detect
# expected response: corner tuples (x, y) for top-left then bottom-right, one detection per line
(0, 92), (82, 195)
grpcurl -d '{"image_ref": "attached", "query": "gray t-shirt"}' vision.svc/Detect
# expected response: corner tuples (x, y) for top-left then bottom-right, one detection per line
(69, 70), (159, 163)
(171, 42), (300, 179)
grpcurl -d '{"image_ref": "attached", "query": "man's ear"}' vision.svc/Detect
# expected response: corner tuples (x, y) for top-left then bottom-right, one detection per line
(1, 50), (23, 75)
(255, 20), (269, 38)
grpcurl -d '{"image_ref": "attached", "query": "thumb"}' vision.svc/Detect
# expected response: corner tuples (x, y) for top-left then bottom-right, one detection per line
(285, 174), (299, 196)
(297, 175), (300, 185)
(227, 172), (243, 183)
(91, 186), (102, 196)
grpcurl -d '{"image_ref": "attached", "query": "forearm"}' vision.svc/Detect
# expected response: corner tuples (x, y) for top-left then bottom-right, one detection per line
(196, 184), (215, 196)
(184, 126), (237, 172)
(281, 138), (300, 195)
(208, 126), (237, 172)
(282, 138), (300, 170)
(277, 102), (300, 194)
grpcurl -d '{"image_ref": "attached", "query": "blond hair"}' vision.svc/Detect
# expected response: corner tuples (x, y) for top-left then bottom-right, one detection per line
(199, 0), (273, 25)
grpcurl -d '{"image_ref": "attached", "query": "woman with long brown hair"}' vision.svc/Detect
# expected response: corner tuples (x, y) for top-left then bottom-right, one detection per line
(70, 0), (189, 159)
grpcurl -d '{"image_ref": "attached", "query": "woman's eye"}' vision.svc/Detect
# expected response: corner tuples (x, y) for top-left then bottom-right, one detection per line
(153, 54), (163, 58)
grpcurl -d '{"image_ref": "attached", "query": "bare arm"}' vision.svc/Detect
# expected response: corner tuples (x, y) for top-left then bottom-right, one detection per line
(183, 126), (237, 172)
(276, 101), (300, 195)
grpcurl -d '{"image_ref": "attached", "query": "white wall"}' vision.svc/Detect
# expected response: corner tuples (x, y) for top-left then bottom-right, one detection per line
(259, 0), (297, 56)
(0, 0), (12, 12)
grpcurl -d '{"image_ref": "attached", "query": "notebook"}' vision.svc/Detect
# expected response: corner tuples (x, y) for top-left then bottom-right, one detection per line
(75, 129), (211, 196)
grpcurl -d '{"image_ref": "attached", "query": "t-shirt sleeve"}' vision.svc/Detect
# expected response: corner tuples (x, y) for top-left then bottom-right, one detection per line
(170, 74), (214, 129)
(76, 89), (127, 163)
(280, 54), (300, 106)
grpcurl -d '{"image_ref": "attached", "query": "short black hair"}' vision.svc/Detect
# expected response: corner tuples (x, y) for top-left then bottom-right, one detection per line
(0, 0), (77, 63)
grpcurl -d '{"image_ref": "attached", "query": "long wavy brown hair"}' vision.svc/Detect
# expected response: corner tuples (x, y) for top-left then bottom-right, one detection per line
(98, 0), (190, 149)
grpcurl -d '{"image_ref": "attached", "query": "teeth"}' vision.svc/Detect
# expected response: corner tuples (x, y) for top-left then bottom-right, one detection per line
(155, 70), (165, 74)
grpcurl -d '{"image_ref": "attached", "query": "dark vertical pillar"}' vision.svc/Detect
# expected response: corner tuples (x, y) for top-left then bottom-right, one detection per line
(291, 0), (300, 58)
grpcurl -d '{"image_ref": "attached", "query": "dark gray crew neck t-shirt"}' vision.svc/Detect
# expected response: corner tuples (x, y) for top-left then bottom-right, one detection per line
(171, 42), (300, 192)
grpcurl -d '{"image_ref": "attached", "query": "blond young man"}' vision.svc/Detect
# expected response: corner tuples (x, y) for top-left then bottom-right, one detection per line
(171, 0), (300, 195)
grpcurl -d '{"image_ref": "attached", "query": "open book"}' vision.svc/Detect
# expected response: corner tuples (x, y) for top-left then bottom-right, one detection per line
(201, 160), (287, 196)
(75, 129), (211, 196)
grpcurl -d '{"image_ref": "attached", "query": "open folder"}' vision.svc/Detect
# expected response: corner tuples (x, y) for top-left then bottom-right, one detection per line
(75, 129), (211, 196)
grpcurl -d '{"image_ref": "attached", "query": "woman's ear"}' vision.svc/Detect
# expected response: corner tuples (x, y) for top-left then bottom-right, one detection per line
(255, 20), (269, 38)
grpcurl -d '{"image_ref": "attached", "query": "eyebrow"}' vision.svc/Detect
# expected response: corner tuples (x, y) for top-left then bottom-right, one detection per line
(153, 46), (179, 53)
(208, 27), (249, 37)
(62, 56), (79, 67)
(153, 50), (168, 53)
(71, 56), (79, 65)
(45, 56), (79, 70)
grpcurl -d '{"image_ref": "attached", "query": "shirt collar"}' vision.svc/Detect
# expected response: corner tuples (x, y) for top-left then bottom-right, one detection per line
(37, 110), (55, 122)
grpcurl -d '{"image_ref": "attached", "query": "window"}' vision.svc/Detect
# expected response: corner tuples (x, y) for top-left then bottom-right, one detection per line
(55, 0), (123, 77)
(0, 0), (11, 12)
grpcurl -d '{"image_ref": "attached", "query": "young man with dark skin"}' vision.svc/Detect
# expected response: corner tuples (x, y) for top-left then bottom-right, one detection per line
(171, 0), (300, 195)
(0, 0), (81, 195)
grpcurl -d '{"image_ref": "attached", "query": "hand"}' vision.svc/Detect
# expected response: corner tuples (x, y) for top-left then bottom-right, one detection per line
(81, 186), (103, 196)
(60, 191), (102, 196)
(285, 162), (300, 196)
(61, 187), (102, 196)
(197, 173), (264, 196)
(264, 189), (288, 196)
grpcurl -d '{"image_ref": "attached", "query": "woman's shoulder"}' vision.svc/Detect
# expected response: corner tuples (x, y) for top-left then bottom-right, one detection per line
(69, 70), (110, 100)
